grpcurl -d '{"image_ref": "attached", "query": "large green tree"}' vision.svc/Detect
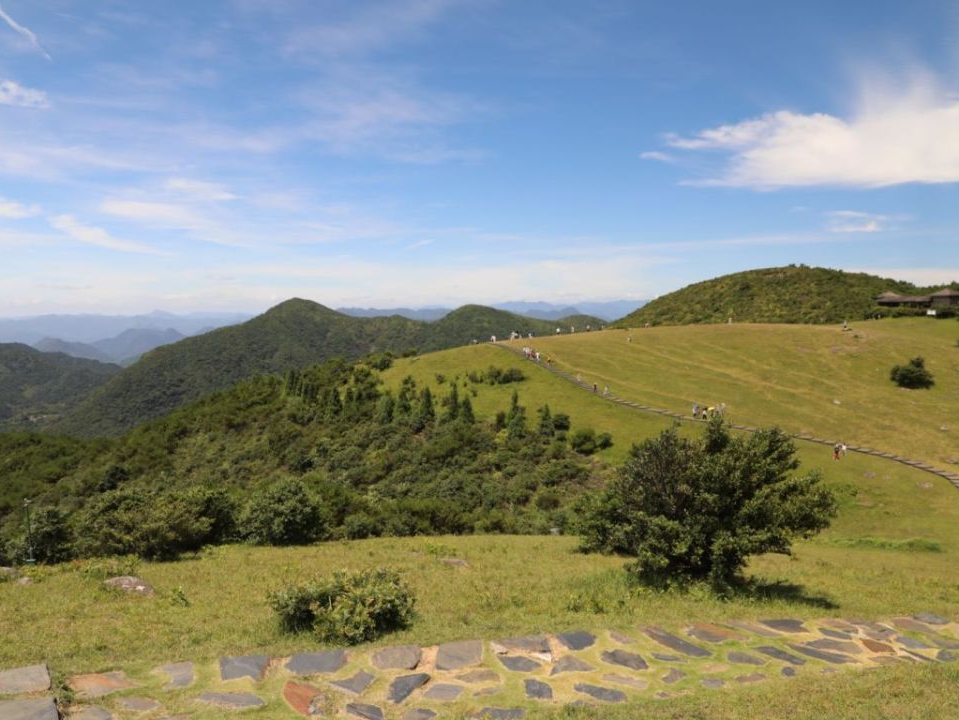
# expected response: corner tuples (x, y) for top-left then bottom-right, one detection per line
(578, 418), (836, 590)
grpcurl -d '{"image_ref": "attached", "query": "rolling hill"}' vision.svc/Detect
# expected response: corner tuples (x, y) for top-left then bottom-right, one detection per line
(0, 344), (120, 431)
(33, 337), (113, 363)
(617, 265), (956, 326)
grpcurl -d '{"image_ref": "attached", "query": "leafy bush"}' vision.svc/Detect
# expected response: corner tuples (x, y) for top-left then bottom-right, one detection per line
(468, 366), (525, 385)
(241, 477), (325, 545)
(4, 506), (73, 565)
(890, 356), (934, 389)
(570, 428), (611, 454)
(577, 419), (836, 590)
(268, 568), (415, 644)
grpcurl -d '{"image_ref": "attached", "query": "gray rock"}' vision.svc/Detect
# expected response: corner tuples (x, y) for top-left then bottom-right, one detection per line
(895, 635), (934, 650)
(651, 653), (685, 663)
(0, 665), (50, 695)
(456, 669), (500, 684)
(71, 708), (113, 720)
(807, 638), (862, 655)
(370, 646), (420, 671)
(727, 651), (765, 666)
(523, 679), (552, 700)
(196, 692), (265, 710)
(471, 709), (525, 720)
(661, 668), (685, 684)
(286, 650), (347, 675)
(388, 673), (430, 704)
(735, 673), (766, 683)
(602, 674), (648, 690)
(346, 703), (384, 720)
(549, 656), (593, 675)
(702, 678), (724, 688)
(103, 576), (154, 597)
(755, 646), (806, 665)
(436, 640), (483, 670)
(403, 710), (436, 720)
(117, 697), (160, 713)
(219, 655), (269, 682)
(781, 667), (797, 678)
(555, 631), (595, 651)
(491, 636), (550, 655)
(156, 662), (193, 690)
(422, 684), (462, 702)
(760, 618), (808, 633)
(788, 643), (857, 664)
(497, 656), (540, 672)
(0, 698), (59, 720)
(643, 628), (710, 658)
(609, 631), (634, 645)
(573, 684), (626, 702)
(937, 650), (958, 663)
(915, 613), (950, 626)
(818, 627), (852, 640)
(330, 670), (376, 696)
(600, 650), (648, 671)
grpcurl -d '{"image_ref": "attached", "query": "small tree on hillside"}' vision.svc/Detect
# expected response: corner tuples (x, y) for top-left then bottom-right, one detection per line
(890, 356), (934, 389)
(578, 418), (836, 591)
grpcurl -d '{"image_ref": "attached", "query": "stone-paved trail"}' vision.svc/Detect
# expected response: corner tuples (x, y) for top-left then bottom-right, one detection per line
(494, 343), (959, 490)
(2, 614), (958, 719)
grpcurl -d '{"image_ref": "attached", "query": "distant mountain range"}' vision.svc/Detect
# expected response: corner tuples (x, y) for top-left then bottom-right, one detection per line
(34, 328), (187, 366)
(337, 300), (643, 322)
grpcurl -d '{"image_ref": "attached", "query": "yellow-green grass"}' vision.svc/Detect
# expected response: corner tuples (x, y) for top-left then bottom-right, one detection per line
(488, 318), (959, 468)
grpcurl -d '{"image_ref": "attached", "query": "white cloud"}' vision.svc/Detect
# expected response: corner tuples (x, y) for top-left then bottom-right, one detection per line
(0, 1), (51, 59)
(0, 195), (40, 218)
(0, 79), (48, 108)
(824, 210), (890, 234)
(639, 150), (676, 163)
(49, 214), (162, 255)
(99, 199), (206, 229)
(661, 73), (959, 188)
(164, 178), (237, 202)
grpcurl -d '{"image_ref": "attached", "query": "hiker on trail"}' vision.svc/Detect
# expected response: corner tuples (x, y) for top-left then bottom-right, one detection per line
(490, 335), (496, 342)
(833, 443), (841, 461)
(603, 385), (609, 396)
(570, 326), (575, 333)
(592, 383), (597, 393)
(556, 327), (561, 334)
(546, 356), (552, 366)
(841, 443), (848, 456)
(692, 403), (699, 418)
(576, 373), (582, 383)
(627, 335), (632, 343)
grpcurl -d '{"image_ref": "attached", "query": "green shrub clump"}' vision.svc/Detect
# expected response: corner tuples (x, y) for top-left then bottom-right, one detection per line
(269, 568), (415, 644)
(241, 477), (325, 545)
(890, 356), (934, 389)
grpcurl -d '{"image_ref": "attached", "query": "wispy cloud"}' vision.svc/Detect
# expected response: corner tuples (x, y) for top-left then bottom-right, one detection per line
(99, 199), (206, 229)
(824, 210), (891, 234)
(0, 195), (40, 218)
(164, 178), (238, 202)
(0, 1), (51, 60)
(0, 79), (49, 108)
(49, 214), (163, 255)
(658, 70), (959, 189)
(639, 150), (676, 163)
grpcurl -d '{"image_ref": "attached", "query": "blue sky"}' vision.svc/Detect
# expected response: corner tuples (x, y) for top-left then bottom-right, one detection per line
(1, 0), (958, 315)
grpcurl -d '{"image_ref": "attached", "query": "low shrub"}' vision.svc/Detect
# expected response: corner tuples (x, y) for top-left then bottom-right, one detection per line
(241, 477), (326, 545)
(890, 356), (934, 389)
(268, 568), (415, 644)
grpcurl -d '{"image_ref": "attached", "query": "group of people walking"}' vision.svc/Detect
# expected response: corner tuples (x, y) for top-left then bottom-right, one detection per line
(692, 403), (725, 420)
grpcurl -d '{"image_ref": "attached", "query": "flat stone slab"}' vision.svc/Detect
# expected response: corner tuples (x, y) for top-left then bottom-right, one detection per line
(498, 656), (540, 672)
(807, 638), (862, 655)
(403, 710), (437, 720)
(702, 678), (725, 688)
(555, 631), (596, 651)
(662, 668), (685, 684)
(756, 646), (806, 665)
(523, 679), (552, 700)
(117, 697), (160, 713)
(782, 667), (797, 678)
(456, 669), (500, 684)
(643, 627), (710, 657)
(388, 673), (430, 704)
(600, 649), (648, 671)
(0, 665), (50, 695)
(331, 670), (376, 696)
(491, 636), (550, 655)
(573, 684), (626, 702)
(69, 672), (135, 699)
(219, 654), (269, 682)
(862, 639), (896, 653)
(283, 681), (322, 717)
(915, 613), (949, 625)
(71, 708), (113, 720)
(156, 662), (193, 690)
(609, 631), (634, 645)
(347, 703), (384, 720)
(788, 643), (857, 664)
(760, 619), (808, 633)
(423, 683), (463, 702)
(196, 692), (265, 710)
(895, 635), (934, 650)
(471, 708), (525, 720)
(0, 698), (59, 720)
(549, 656), (593, 675)
(436, 640), (483, 670)
(286, 650), (347, 675)
(371, 646), (421, 671)
(735, 673), (767, 683)
(686, 623), (744, 643)
(727, 651), (765, 666)
(724, 621), (782, 638)
(652, 653), (685, 663)
(602, 674), (648, 690)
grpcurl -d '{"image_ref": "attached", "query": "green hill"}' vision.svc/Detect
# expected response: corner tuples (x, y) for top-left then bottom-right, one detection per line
(0, 344), (120, 431)
(418, 304), (556, 351)
(616, 265), (954, 326)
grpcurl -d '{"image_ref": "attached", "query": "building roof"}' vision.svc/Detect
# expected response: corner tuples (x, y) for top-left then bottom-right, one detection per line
(930, 288), (959, 297)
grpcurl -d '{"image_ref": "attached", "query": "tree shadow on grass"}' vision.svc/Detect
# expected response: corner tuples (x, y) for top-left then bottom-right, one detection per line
(726, 576), (839, 610)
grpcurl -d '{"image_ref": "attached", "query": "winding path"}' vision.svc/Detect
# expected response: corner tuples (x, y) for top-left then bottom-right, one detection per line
(494, 343), (959, 491)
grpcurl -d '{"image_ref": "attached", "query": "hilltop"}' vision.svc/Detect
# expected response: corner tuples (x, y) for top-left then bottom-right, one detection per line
(0, 344), (120, 431)
(617, 265), (955, 326)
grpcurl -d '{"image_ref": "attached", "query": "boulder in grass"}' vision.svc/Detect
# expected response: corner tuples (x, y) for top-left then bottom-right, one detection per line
(104, 576), (154, 597)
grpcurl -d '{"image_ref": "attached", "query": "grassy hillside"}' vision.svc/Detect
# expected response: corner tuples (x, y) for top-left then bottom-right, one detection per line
(0, 344), (120, 432)
(617, 265), (954, 326)
(508, 319), (959, 470)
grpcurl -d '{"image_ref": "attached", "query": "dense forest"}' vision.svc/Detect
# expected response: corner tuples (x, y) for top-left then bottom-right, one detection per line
(0, 355), (613, 564)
